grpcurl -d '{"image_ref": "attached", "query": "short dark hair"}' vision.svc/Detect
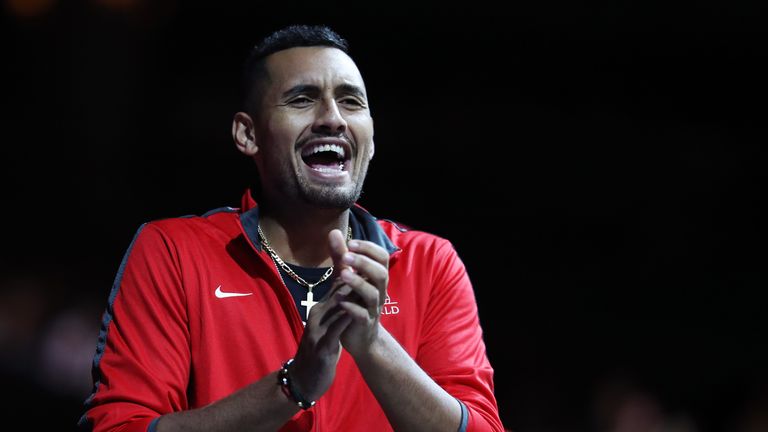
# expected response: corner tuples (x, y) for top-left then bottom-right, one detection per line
(242, 25), (350, 114)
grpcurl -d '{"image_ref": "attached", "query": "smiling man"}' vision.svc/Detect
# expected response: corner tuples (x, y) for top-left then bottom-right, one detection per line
(79, 25), (503, 432)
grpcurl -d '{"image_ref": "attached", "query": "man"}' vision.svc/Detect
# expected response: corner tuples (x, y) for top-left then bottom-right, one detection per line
(80, 25), (503, 431)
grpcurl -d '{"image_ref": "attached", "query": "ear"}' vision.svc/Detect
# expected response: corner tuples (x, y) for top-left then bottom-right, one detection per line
(232, 112), (258, 156)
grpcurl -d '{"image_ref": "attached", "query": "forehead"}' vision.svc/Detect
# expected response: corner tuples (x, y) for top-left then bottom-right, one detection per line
(264, 46), (366, 94)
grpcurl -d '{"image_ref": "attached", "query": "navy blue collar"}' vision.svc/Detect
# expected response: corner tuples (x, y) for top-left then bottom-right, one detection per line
(240, 205), (399, 256)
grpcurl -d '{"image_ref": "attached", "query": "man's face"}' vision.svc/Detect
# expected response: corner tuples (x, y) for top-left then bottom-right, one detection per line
(252, 46), (374, 209)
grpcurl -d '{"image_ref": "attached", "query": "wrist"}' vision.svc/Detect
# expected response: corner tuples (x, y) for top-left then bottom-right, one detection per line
(349, 324), (387, 365)
(277, 359), (316, 410)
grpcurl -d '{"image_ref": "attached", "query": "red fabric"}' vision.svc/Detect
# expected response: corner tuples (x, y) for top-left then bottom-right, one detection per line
(82, 191), (503, 431)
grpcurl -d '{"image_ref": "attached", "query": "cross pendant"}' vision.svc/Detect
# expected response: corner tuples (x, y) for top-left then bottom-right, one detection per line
(301, 290), (318, 320)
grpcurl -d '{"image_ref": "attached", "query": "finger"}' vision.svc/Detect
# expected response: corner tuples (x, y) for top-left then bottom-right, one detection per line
(342, 252), (388, 305)
(326, 279), (363, 306)
(321, 278), (352, 301)
(328, 229), (349, 275)
(316, 287), (355, 327)
(343, 252), (388, 285)
(340, 268), (380, 312)
(315, 310), (353, 354)
(339, 300), (372, 323)
(319, 313), (353, 348)
(304, 300), (349, 351)
(317, 302), (344, 327)
(306, 288), (348, 327)
(346, 240), (390, 269)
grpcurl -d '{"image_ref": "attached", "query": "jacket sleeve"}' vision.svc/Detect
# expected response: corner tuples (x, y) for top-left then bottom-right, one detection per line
(416, 239), (505, 432)
(79, 223), (190, 432)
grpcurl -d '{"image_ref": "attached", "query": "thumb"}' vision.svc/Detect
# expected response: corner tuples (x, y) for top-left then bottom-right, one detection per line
(328, 229), (349, 274)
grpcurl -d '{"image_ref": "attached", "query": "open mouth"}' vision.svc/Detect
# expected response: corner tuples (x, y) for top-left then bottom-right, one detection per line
(300, 142), (351, 173)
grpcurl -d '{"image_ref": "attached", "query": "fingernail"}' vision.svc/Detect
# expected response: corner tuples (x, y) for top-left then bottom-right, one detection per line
(343, 253), (354, 264)
(341, 268), (353, 281)
(348, 240), (359, 249)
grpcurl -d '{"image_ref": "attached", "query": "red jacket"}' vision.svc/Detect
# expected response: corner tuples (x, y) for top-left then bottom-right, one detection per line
(80, 191), (503, 431)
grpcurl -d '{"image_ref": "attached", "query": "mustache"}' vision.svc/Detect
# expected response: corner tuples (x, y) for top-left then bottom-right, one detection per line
(296, 133), (354, 150)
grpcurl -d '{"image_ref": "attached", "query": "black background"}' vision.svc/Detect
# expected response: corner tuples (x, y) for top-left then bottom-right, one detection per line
(2, 1), (767, 431)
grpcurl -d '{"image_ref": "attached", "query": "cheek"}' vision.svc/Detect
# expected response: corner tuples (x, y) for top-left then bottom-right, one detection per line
(349, 119), (374, 158)
(267, 109), (313, 136)
(265, 118), (306, 155)
(267, 118), (300, 139)
(362, 136), (375, 162)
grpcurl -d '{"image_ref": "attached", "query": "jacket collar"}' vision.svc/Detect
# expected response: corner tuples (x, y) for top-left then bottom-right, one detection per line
(239, 189), (398, 256)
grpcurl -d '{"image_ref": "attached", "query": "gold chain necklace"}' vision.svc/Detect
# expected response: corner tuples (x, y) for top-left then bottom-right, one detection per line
(257, 224), (352, 291)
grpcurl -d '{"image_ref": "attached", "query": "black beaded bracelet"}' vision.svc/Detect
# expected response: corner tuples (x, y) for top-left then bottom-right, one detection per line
(278, 358), (316, 410)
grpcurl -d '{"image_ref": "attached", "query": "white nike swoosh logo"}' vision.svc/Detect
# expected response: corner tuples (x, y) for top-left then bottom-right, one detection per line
(214, 285), (253, 298)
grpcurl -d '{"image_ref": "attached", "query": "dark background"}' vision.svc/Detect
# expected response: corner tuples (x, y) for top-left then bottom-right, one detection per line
(1, 1), (767, 431)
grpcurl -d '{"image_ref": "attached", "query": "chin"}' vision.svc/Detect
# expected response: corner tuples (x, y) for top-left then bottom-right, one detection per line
(300, 185), (361, 209)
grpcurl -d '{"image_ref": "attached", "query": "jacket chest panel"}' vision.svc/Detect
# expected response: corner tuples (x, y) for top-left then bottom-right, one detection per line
(180, 242), (301, 404)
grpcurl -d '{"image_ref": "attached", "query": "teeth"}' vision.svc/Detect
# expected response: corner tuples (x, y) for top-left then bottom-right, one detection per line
(304, 143), (345, 159)
(314, 162), (344, 173)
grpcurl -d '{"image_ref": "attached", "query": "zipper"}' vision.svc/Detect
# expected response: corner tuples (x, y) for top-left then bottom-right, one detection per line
(262, 250), (306, 337)
(264, 251), (322, 431)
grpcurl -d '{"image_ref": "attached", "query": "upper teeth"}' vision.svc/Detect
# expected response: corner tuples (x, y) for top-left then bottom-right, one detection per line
(305, 144), (345, 159)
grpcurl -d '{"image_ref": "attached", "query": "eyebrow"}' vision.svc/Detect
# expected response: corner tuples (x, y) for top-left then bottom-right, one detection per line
(281, 83), (367, 100)
(282, 84), (320, 100)
(336, 83), (367, 99)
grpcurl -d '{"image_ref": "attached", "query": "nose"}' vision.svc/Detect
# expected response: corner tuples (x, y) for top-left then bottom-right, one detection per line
(312, 98), (347, 134)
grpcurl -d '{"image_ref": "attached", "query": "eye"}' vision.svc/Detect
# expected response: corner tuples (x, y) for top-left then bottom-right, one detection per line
(338, 97), (366, 109)
(287, 96), (314, 107)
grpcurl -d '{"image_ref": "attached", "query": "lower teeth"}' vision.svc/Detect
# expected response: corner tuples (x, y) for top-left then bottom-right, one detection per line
(315, 164), (343, 173)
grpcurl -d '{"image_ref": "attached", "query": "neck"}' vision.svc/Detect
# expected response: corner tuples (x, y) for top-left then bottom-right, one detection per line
(258, 202), (350, 268)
